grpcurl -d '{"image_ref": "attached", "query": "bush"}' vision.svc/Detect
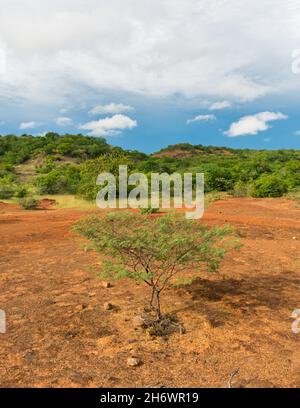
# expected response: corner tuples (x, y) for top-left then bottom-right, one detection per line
(140, 207), (159, 215)
(15, 186), (29, 198)
(0, 185), (15, 199)
(252, 175), (288, 198)
(231, 181), (252, 197)
(78, 154), (133, 200)
(19, 196), (39, 210)
(35, 165), (81, 194)
(205, 165), (236, 192)
(75, 212), (239, 321)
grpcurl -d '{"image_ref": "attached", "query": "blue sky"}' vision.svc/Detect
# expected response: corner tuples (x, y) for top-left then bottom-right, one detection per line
(0, 0), (300, 153)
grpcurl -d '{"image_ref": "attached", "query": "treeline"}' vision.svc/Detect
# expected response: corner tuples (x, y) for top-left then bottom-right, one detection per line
(1, 133), (300, 200)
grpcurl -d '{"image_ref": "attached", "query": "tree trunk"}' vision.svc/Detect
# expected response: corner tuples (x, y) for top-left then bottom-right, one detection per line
(149, 287), (155, 308)
(154, 289), (161, 321)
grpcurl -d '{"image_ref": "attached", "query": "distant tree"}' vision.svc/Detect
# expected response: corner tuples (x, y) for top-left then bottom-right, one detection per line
(35, 165), (81, 194)
(75, 212), (238, 321)
(77, 154), (133, 200)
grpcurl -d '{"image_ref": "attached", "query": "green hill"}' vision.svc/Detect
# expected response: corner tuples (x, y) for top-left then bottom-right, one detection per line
(1, 133), (300, 200)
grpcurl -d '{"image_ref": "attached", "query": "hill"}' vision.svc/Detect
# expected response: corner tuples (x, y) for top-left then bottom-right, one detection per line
(1, 133), (300, 200)
(152, 143), (236, 158)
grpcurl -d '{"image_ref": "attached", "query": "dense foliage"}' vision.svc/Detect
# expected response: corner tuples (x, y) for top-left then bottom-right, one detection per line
(1, 134), (300, 200)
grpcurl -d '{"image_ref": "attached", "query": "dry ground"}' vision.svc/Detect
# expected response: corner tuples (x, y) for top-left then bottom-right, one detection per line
(1, 197), (300, 388)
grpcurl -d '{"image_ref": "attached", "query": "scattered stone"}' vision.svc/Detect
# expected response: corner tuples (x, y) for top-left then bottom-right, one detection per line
(127, 357), (142, 367)
(132, 315), (146, 328)
(24, 350), (38, 364)
(292, 236), (297, 240)
(101, 281), (111, 288)
(75, 303), (88, 312)
(104, 302), (113, 311)
(127, 339), (139, 344)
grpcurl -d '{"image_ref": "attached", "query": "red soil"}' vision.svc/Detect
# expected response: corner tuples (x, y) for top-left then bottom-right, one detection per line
(1, 197), (300, 388)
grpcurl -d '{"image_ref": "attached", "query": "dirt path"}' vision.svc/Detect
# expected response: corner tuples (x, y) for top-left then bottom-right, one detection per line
(1, 198), (300, 387)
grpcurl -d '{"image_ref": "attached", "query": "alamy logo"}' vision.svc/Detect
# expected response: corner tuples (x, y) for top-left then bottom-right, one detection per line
(96, 165), (205, 219)
(292, 309), (300, 334)
(0, 309), (6, 334)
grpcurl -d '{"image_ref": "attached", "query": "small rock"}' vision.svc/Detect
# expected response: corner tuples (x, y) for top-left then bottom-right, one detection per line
(24, 351), (38, 364)
(127, 339), (138, 344)
(127, 357), (142, 367)
(104, 302), (113, 310)
(101, 281), (111, 288)
(292, 236), (297, 240)
(75, 303), (88, 312)
(132, 315), (146, 328)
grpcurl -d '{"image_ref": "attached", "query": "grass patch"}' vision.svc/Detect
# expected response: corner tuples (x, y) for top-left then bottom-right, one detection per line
(1, 192), (229, 211)
(45, 195), (97, 210)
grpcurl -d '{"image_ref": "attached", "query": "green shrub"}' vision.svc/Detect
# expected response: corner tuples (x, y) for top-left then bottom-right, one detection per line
(252, 175), (288, 198)
(204, 165), (236, 192)
(232, 181), (252, 197)
(78, 154), (133, 200)
(75, 212), (239, 321)
(19, 196), (39, 210)
(15, 186), (29, 198)
(0, 185), (15, 199)
(35, 165), (81, 194)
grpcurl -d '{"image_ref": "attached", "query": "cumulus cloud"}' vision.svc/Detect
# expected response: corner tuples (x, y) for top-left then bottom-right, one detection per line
(56, 116), (73, 126)
(19, 121), (37, 130)
(225, 112), (288, 137)
(187, 114), (216, 124)
(209, 101), (232, 111)
(0, 0), (298, 110)
(89, 103), (134, 115)
(80, 114), (137, 136)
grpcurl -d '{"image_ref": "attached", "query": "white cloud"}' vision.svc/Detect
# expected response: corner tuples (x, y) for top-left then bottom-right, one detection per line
(225, 112), (288, 137)
(294, 130), (300, 136)
(80, 114), (137, 136)
(0, 0), (298, 110)
(19, 121), (37, 130)
(56, 116), (73, 126)
(187, 114), (216, 124)
(209, 101), (232, 111)
(89, 103), (134, 115)
(59, 107), (69, 114)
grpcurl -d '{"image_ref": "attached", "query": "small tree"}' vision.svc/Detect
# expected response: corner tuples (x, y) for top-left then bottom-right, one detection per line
(75, 212), (237, 320)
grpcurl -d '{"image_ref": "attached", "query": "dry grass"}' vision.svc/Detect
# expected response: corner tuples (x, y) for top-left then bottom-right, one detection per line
(45, 195), (97, 210)
(1, 192), (229, 212)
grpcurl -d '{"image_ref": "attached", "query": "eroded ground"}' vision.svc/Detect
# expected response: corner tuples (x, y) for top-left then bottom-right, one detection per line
(1, 198), (300, 388)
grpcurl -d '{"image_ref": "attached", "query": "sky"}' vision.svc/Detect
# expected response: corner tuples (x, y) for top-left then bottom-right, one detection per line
(0, 0), (300, 152)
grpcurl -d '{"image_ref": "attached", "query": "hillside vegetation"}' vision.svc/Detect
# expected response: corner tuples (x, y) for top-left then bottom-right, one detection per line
(1, 134), (300, 200)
